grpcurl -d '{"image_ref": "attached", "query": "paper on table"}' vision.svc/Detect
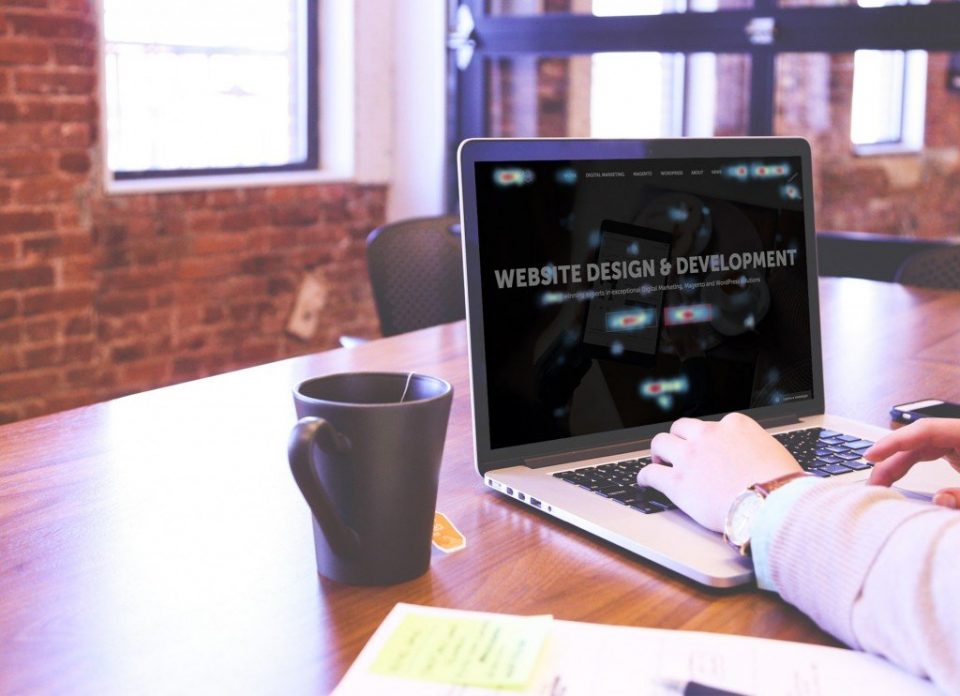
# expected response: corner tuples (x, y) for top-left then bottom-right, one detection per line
(369, 610), (551, 689)
(334, 604), (939, 696)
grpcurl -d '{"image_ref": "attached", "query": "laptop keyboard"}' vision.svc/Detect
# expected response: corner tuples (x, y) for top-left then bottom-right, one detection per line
(551, 427), (874, 515)
(772, 427), (874, 477)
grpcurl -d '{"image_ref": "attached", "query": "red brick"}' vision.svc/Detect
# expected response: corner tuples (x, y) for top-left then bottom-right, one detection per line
(55, 121), (92, 146)
(58, 150), (90, 173)
(0, 99), (57, 122)
(50, 0), (89, 11)
(64, 314), (91, 336)
(110, 342), (145, 363)
(23, 345), (59, 369)
(0, 324), (22, 344)
(0, 41), (50, 65)
(0, 264), (55, 290)
(8, 14), (95, 41)
(0, 211), (55, 234)
(97, 292), (150, 316)
(234, 342), (277, 364)
(190, 234), (247, 255)
(24, 317), (57, 341)
(60, 257), (91, 283)
(53, 42), (94, 67)
(101, 267), (173, 292)
(221, 209), (268, 232)
(56, 99), (95, 122)
(62, 339), (93, 361)
(0, 239), (17, 261)
(271, 204), (320, 227)
(178, 258), (241, 280)
(0, 296), (18, 320)
(65, 367), (96, 387)
(0, 154), (55, 176)
(15, 69), (95, 96)
(120, 360), (169, 385)
(0, 372), (57, 400)
(15, 178), (76, 204)
(22, 287), (93, 315)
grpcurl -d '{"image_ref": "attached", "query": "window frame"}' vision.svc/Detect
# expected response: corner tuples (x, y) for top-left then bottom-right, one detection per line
(446, 0), (960, 208)
(99, 0), (320, 187)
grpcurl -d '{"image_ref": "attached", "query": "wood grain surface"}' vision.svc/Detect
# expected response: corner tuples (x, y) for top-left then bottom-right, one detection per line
(1, 278), (959, 694)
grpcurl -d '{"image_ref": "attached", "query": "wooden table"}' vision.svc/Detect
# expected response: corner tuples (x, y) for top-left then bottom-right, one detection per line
(2, 278), (959, 694)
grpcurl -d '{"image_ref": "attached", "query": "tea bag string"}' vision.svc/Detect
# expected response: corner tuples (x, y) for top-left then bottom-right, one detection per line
(399, 371), (415, 403)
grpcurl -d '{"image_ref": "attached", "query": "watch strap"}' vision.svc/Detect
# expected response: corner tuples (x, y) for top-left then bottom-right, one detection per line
(751, 471), (812, 499)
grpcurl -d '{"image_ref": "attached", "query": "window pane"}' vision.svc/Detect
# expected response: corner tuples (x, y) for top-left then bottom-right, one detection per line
(775, 52), (960, 238)
(487, 0), (751, 16)
(850, 50), (907, 145)
(103, 0), (308, 173)
(486, 54), (750, 138)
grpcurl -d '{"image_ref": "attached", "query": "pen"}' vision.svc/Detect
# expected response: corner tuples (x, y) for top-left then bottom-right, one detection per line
(658, 677), (749, 696)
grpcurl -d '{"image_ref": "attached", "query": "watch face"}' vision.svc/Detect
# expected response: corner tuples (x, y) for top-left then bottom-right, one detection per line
(726, 491), (763, 547)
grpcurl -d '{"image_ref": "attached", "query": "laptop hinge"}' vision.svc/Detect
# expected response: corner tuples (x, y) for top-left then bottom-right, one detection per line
(523, 439), (653, 469)
(755, 413), (803, 429)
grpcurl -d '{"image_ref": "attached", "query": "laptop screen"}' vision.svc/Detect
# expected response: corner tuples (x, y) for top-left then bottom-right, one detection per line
(473, 155), (814, 452)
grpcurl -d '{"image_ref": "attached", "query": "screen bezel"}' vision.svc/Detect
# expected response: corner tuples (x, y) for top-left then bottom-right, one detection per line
(458, 138), (825, 476)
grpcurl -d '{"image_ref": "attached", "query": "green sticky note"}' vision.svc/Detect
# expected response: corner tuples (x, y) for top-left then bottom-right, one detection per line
(369, 612), (552, 690)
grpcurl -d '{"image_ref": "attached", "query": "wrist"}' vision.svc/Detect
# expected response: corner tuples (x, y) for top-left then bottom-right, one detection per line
(723, 471), (811, 555)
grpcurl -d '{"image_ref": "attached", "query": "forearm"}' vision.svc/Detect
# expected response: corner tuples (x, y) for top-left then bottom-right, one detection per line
(753, 480), (960, 690)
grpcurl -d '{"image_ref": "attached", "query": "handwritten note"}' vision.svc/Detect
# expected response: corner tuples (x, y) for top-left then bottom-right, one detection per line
(368, 611), (552, 689)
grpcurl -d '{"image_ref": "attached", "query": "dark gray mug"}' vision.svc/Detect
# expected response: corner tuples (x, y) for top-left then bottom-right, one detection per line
(288, 372), (453, 585)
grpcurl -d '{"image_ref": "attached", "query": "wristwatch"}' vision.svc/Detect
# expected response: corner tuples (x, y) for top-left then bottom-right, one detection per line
(723, 472), (811, 556)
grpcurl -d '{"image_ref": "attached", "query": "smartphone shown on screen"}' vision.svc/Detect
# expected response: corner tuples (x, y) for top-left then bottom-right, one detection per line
(580, 219), (672, 363)
(890, 399), (960, 424)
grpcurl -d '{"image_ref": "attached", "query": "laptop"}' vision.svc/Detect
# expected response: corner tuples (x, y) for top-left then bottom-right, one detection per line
(457, 137), (957, 587)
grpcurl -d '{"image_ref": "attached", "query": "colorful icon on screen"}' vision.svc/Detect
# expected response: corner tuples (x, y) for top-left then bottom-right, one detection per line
(540, 291), (566, 306)
(752, 162), (791, 178)
(639, 375), (690, 410)
(725, 164), (750, 181)
(606, 307), (656, 332)
(663, 303), (714, 326)
(555, 167), (578, 185)
(780, 183), (801, 200)
(493, 168), (535, 187)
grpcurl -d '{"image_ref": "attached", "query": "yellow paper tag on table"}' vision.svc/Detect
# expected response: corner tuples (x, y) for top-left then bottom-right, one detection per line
(369, 611), (552, 690)
(432, 511), (466, 553)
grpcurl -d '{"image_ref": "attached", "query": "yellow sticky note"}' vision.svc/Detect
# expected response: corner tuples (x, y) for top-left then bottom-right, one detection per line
(369, 612), (552, 690)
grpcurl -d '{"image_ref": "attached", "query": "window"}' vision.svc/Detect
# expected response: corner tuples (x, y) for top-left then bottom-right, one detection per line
(102, 0), (318, 181)
(849, 0), (928, 153)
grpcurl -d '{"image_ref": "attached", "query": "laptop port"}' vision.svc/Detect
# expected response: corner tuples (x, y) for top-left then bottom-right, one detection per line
(530, 497), (542, 509)
(518, 492), (526, 501)
(506, 487), (514, 496)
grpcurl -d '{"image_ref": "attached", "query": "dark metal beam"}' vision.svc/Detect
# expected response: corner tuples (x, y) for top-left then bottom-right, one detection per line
(472, 5), (960, 56)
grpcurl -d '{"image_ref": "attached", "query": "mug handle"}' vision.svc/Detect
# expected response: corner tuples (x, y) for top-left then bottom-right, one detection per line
(287, 417), (360, 558)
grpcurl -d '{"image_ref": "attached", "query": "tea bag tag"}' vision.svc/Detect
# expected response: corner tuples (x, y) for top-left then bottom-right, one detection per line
(432, 512), (466, 553)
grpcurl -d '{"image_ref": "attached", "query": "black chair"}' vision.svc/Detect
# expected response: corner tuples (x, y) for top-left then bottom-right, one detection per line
(366, 215), (465, 337)
(895, 245), (960, 290)
(817, 230), (959, 282)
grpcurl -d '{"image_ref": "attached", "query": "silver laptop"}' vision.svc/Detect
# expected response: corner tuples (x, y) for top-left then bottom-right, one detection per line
(457, 137), (956, 587)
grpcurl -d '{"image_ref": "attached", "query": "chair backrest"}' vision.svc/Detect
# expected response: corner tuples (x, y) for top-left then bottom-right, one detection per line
(895, 245), (960, 289)
(366, 215), (465, 337)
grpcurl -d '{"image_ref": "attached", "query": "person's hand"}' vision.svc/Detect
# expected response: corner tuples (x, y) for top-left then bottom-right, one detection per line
(865, 418), (960, 509)
(636, 413), (803, 532)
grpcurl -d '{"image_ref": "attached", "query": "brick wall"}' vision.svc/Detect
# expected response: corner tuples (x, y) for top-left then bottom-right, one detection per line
(777, 52), (960, 239)
(0, 1), (387, 423)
